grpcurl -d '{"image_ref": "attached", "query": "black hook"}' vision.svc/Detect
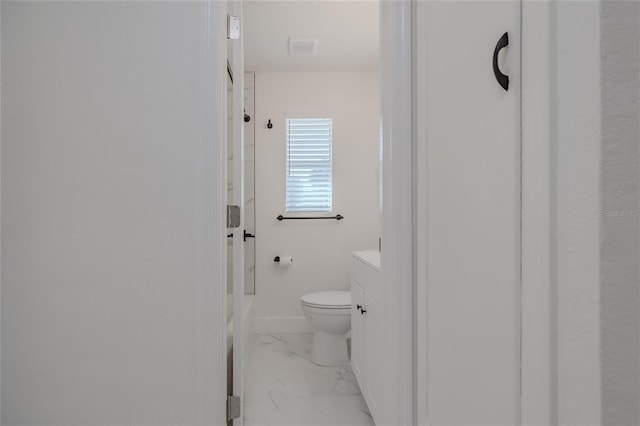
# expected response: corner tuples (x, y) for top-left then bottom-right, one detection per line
(267, 119), (273, 129)
(244, 109), (250, 123)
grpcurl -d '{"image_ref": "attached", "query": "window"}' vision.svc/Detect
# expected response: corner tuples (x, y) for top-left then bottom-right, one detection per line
(286, 118), (333, 212)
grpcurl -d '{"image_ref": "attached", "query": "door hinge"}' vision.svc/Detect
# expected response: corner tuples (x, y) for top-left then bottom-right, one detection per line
(227, 395), (241, 421)
(227, 205), (241, 228)
(227, 15), (240, 40)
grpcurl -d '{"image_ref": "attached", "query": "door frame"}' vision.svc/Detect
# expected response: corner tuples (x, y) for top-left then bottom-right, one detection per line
(380, 1), (413, 425)
(0, 3), (3, 422)
(229, 0), (246, 424)
(407, 0), (554, 424)
(520, 2), (553, 424)
(205, 0), (229, 424)
(210, 0), (553, 424)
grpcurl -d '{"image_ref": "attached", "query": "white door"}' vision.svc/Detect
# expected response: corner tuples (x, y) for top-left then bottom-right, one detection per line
(418, 1), (521, 424)
(228, 1), (245, 424)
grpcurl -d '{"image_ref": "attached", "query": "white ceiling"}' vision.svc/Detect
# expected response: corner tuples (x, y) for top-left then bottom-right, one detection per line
(243, 1), (379, 72)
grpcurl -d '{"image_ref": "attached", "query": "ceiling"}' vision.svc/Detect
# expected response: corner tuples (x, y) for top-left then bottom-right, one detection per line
(243, 0), (379, 72)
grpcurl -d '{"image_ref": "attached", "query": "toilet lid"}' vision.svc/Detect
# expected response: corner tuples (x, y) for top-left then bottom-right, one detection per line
(300, 291), (351, 308)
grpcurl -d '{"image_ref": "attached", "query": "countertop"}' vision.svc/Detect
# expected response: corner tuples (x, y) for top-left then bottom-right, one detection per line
(352, 250), (380, 272)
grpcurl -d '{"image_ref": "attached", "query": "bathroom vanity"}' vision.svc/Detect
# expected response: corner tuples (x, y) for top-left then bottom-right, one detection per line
(351, 251), (383, 424)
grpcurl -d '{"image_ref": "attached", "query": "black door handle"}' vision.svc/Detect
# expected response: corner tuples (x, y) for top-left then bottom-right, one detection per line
(493, 32), (509, 91)
(243, 230), (255, 242)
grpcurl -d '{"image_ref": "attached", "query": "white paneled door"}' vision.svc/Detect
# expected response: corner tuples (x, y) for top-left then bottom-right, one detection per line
(418, 1), (521, 424)
(228, 1), (245, 424)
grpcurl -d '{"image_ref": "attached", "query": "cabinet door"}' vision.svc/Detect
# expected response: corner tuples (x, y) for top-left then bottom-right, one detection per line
(350, 281), (365, 384)
(418, 1), (521, 424)
(363, 295), (383, 424)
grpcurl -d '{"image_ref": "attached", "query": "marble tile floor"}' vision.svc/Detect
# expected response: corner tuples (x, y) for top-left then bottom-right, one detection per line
(244, 333), (375, 426)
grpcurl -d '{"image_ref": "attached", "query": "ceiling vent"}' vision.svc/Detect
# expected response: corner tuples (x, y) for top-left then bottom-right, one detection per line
(288, 38), (317, 56)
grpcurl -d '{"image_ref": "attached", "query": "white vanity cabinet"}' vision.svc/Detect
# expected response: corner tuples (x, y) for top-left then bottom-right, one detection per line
(351, 281), (365, 380)
(351, 251), (383, 424)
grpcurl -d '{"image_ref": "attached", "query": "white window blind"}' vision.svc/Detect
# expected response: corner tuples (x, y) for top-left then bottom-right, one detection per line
(286, 118), (333, 212)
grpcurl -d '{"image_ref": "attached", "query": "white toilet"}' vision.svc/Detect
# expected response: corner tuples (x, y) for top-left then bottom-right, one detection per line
(300, 291), (351, 366)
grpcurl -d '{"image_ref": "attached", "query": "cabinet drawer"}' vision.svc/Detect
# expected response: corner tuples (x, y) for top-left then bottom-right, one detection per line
(351, 256), (382, 304)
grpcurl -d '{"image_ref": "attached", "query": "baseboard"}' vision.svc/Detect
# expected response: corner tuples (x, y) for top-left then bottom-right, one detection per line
(253, 316), (313, 334)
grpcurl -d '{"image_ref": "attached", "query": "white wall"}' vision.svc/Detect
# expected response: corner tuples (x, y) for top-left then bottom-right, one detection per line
(1, 2), (226, 424)
(553, 4), (640, 424)
(244, 72), (256, 295)
(600, 1), (640, 424)
(253, 72), (380, 332)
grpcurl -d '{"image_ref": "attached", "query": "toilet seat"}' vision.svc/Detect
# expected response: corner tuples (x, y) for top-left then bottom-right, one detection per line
(300, 291), (351, 309)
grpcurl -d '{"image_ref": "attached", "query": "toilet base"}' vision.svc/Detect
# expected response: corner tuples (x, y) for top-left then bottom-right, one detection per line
(310, 331), (348, 366)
